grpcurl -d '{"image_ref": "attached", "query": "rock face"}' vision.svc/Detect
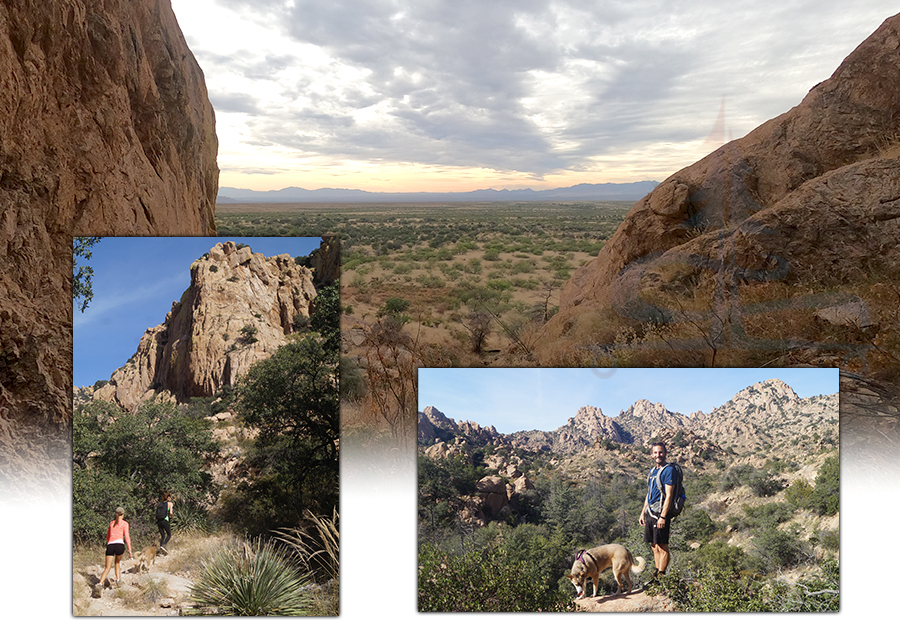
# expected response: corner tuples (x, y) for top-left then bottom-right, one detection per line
(542, 13), (900, 351)
(93, 242), (317, 411)
(1, 0), (218, 441)
(1, 0), (219, 236)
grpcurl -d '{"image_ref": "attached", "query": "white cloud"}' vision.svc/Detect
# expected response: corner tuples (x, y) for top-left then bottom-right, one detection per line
(172, 0), (895, 190)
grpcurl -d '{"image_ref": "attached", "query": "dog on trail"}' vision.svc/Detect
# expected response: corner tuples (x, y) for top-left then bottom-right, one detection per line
(565, 544), (646, 597)
(137, 544), (159, 572)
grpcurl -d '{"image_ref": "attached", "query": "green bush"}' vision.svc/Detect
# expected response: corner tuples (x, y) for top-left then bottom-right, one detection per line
(188, 538), (313, 615)
(72, 401), (220, 544)
(418, 542), (571, 612)
(750, 526), (809, 572)
(812, 455), (839, 516)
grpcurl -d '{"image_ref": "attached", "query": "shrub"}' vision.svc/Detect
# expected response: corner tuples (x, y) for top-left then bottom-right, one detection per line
(188, 538), (313, 616)
(239, 324), (258, 344)
(750, 526), (809, 572)
(418, 543), (570, 612)
(812, 455), (839, 516)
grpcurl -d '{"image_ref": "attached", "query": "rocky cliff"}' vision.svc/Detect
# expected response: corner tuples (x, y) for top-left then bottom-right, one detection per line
(91, 242), (317, 411)
(420, 379), (838, 460)
(539, 13), (900, 370)
(1, 0), (218, 440)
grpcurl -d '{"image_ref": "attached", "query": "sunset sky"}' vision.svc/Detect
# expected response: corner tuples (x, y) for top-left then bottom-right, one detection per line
(170, 1), (892, 193)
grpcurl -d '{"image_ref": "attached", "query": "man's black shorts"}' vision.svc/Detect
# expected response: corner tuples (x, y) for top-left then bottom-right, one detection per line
(643, 511), (671, 545)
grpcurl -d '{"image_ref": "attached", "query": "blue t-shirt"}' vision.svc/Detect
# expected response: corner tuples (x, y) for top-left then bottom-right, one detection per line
(647, 464), (675, 505)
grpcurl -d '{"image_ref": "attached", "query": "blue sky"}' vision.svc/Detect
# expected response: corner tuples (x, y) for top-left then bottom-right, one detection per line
(418, 367), (839, 434)
(170, 0), (892, 193)
(72, 237), (321, 388)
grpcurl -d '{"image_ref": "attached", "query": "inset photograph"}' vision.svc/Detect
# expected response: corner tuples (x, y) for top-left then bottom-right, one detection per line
(72, 237), (339, 616)
(418, 367), (839, 613)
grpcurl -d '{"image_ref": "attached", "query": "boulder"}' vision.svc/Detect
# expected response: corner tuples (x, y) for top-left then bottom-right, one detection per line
(541, 13), (900, 357)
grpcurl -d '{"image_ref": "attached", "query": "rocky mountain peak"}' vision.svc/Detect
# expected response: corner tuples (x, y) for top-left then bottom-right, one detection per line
(567, 405), (616, 436)
(90, 242), (317, 411)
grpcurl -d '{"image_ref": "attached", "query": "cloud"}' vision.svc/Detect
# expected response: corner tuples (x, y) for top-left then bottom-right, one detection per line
(175, 0), (895, 186)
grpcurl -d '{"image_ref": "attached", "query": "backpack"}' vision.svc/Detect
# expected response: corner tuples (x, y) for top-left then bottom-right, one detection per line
(648, 463), (686, 519)
(155, 501), (169, 521)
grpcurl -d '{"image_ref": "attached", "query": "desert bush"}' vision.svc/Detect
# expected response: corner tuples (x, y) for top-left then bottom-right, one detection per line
(674, 507), (718, 543)
(187, 537), (313, 616)
(749, 525), (810, 572)
(651, 565), (767, 611)
(811, 454), (839, 516)
(418, 542), (571, 612)
(239, 324), (258, 344)
(273, 509), (340, 584)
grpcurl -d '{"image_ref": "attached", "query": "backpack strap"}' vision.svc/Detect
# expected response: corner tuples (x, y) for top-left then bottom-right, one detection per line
(648, 464), (669, 519)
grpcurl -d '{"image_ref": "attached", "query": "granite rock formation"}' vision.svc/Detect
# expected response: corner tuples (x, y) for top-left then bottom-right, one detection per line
(540, 13), (900, 361)
(1, 0), (218, 441)
(91, 242), (317, 411)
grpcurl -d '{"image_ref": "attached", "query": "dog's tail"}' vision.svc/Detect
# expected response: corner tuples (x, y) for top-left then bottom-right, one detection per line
(632, 556), (647, 575)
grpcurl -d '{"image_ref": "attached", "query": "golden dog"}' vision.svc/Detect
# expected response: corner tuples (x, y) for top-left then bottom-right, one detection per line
(565, 544), (646, 597)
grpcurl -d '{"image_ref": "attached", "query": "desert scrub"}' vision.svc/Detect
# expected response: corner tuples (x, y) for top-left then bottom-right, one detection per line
(187, 537), (313, 616)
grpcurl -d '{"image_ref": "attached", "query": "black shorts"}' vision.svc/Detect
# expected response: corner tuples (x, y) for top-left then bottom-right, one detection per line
(643, 511), (671, 545)
(106, 543), (126, 557)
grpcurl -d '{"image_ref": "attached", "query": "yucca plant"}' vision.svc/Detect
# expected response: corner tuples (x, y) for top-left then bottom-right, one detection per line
(187, 537), (313, 616)
(272, 509), (339, 582)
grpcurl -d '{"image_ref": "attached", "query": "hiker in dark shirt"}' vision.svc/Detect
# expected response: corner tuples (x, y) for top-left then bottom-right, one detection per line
(640, 442), (675, 580)
(156, 491), (174, 553)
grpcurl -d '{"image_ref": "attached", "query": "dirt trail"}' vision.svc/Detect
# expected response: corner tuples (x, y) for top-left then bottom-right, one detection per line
(72, 535), (223, 616)
(574, 589), (677, 612)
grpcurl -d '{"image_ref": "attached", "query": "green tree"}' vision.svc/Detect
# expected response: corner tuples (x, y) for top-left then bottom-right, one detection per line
(812, 455), (839, 516)
(308, 283), (340, 353)
(72, 401), (220, 543)
(233, 333), (339, 530)
(73, 236), (101, 313)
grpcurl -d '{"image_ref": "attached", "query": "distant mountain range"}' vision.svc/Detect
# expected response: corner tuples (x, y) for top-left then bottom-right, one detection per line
(216, 181), (659, 204)
(419, 379), (838, 459)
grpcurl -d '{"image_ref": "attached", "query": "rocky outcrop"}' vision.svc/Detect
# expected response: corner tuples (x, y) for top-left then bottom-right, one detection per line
(1, 0), (218, 497)
(92, 242), (317, 411)
(614, 400), (691, 446)
(541, 13), (900, 356)
(417, 406), (510, 447)
(696, 379), (838, 454)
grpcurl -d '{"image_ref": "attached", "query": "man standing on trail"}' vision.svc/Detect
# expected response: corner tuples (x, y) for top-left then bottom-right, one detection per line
(640, 442), (675, 582)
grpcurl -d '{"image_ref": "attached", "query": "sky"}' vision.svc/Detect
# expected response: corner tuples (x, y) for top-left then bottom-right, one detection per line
(72, 236), (321, 388)
(169, 0), (894, 193)
(418, 367), (839, 434)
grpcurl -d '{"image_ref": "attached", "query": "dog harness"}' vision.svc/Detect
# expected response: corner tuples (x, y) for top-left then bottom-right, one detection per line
(575, 549), (596, 568)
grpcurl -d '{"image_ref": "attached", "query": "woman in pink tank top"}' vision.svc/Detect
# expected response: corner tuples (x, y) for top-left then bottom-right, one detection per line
(98, 507), (133, 588)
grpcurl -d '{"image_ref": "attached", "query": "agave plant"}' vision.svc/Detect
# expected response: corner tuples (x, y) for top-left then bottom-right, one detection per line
(187, 537), (313, 616)
(272, 509), (340, 582)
